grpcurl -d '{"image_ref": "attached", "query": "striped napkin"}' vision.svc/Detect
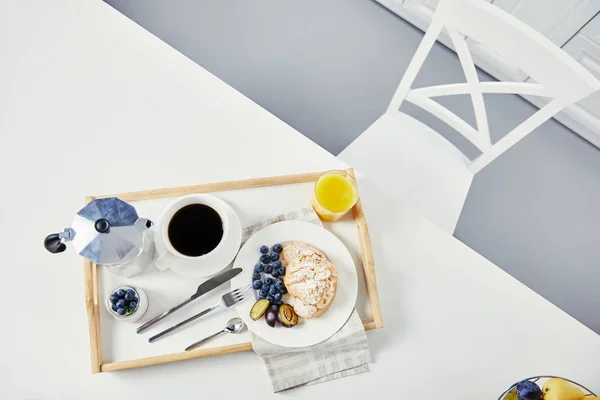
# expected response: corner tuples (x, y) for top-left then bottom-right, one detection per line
(242, 207), (371, 392)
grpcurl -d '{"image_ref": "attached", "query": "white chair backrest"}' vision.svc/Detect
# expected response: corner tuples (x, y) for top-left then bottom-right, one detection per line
(387, 0), (600, 173)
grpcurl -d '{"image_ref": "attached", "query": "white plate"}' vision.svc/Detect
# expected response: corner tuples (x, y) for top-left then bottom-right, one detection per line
(231, 220), (358, 348)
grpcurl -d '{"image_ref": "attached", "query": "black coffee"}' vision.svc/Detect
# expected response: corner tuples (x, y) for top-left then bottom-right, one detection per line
(168, 204), (224, 257)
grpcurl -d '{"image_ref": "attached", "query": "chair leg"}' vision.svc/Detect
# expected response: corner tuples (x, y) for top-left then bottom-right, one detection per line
(386, 17), (445, 114)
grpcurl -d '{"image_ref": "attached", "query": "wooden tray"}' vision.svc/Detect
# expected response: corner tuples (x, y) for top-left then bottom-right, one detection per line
(84, 168), (383, 373)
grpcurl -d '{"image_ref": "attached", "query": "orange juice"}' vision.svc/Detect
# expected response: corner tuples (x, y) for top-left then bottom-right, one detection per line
(311, 170), (358, 222)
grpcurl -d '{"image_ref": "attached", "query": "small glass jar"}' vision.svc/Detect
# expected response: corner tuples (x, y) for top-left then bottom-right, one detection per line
(105, 285), (149, 323)
(310, 170), (359, 222)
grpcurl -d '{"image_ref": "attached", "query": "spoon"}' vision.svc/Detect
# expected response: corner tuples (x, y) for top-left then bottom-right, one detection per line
(185, 317), (245, 351)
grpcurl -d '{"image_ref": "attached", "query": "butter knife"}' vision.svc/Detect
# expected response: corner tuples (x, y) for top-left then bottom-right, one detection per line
(136, 268), (242, 334)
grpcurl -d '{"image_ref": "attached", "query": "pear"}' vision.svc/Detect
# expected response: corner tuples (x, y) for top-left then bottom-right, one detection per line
(503, 388), (518, 400)
(542, 379), (585, 400)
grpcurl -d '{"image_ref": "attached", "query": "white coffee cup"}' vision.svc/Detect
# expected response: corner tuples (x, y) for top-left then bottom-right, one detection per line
(153, 194), (242, 278)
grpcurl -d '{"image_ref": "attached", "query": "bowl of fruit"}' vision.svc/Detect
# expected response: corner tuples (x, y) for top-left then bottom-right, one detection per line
(499, 376), (597, 400)
(105, 285), (148, 322)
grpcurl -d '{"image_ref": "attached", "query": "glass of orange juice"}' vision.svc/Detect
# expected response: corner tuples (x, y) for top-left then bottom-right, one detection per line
(311, 170), (359, 222)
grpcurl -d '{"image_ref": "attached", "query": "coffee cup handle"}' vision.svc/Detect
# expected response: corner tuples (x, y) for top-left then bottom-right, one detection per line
(155, 251), (173, 271)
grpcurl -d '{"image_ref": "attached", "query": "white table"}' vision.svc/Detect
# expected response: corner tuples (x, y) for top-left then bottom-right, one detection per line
(1, 1), (599, 398)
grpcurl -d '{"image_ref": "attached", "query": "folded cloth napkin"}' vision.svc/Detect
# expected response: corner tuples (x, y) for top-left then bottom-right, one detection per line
(242, 207), (371, 392)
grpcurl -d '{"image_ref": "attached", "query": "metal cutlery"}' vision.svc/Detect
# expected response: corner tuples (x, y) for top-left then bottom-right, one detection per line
(148, 284), (253, 343)
(136, 268), (243, 334)
(185, 317), (244, 351)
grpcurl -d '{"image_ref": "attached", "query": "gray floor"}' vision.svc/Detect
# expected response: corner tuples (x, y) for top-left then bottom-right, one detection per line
(105, 0), (600, 334)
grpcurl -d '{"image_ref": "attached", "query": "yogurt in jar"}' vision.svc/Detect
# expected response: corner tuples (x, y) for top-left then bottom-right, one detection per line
(105, 285), (149, 323)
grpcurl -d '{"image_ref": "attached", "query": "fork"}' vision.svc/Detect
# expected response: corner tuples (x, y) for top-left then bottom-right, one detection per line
(148, 285), (252, 343)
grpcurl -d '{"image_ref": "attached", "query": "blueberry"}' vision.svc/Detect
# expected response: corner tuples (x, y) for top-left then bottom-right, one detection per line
(110, 294), (119, 304)
(259, 254), (271, 264)
(115, 289), (125, 298)
(116, 299), (126, 308)
(254, 263), (264, 273)
(269, 286), (278, 296)
(272, 270), (280, 278)
(272, 243), (283, 253)
(278, 267), (286, 276)
(260, 245), (269, 254)
(258, 289), (268, 299)
(126, 288), (136, 297)
(252, 272), (261, 281)
(516, 381), (542, 400)
(132, 296), (139, 304)
(266, 295), (274, 303)
(252, 280), (263, 290)
(269, 253), (280, 262)
(275, 299), (284, 305)
(280, 286), (288, 295)
(111, 304), (118, 312)
(274, 282), (284, 291)
(264, 264), (273, 274)
(124, 292), (135, 301)
(273, 293), (282, 302)
(264, 277), (273, 286)
(275, 278), (283, 286)
(116, 307), (125, 315)
(128, 301), (137, 310)
(272, 261), (282, 269)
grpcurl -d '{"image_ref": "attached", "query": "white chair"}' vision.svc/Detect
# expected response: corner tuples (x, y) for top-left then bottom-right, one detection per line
(338, 0), (600, 233)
